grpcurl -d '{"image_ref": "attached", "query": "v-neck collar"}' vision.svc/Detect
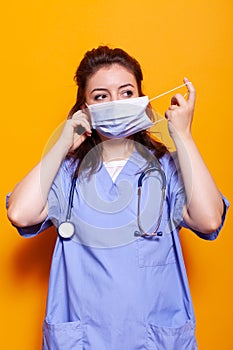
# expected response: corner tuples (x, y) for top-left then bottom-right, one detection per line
(100, 150), (148, 185)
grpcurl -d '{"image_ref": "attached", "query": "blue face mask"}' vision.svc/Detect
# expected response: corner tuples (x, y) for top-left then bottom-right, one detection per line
(86, 96), (153, 139)
(85, 82), (191, 139)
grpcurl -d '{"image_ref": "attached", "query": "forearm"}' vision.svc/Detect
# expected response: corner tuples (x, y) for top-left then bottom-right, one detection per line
(7, 110), (92, 227)
(174, 134), (224, 233)
(7, 140), (70, 227)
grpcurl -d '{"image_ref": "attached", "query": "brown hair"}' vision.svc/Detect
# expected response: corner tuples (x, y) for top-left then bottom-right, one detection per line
(67, 46), (167, 176)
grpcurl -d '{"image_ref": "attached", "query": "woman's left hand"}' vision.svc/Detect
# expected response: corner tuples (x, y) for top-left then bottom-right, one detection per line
(166, 78), (224, 234)
(165, 77), (196, 141)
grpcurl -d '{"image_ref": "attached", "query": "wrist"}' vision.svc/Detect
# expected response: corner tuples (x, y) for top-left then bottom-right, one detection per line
(172, 130), (194, 148)
(52, 138), (71, 159)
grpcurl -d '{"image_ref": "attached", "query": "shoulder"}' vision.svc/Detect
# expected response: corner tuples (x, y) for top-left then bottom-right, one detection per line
(159, 151), (179, 172)
(52, 158), (78, 190)
(59, 158), (78, 177)
(159, 151), (184, 189)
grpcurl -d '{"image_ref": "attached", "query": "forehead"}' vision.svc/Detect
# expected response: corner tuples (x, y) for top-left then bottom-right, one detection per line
(86, 64), (137, 91)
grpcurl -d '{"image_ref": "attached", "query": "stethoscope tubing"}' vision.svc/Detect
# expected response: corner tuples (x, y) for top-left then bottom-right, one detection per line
(67, 176), (78, 221)
(135, 165), (166, 237)
(58, 161), (166, 239)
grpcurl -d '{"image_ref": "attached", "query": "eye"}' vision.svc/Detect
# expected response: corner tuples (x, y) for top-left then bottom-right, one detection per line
(94, 93), (109, 101)
(122, 90), (134, 98)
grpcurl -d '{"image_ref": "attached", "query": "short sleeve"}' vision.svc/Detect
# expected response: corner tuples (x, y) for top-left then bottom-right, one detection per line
(6, 193), (52, 238)
(6, 159), (75, 238)
(162, 152), (229, 240)
(181, 195), (230, 241)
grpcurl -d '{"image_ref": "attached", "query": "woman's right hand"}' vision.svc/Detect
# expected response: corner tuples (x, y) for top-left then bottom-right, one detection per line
(59, 110), (92, 152)
(7, 110), (92, 227)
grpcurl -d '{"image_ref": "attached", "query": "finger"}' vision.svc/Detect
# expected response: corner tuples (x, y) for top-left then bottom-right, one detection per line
(71, 111), (92, 134)
(165, 110), (171, 120)
(168, 104), (178, 110)
(70, 134), (86, 151)
(171, 93), (186, 107)
(72, 118), (91, 134)
(184, 77), (196, 106)
(72, 110), (88, 121)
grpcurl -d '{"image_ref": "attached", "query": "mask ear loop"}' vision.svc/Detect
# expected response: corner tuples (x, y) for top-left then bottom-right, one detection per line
(149, 82), (192, 103)
(147, 82), (192, 132)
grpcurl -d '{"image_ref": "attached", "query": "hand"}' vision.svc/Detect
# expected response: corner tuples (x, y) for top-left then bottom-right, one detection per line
(165, 78), (196, 141)
(59, 110), (92, 152)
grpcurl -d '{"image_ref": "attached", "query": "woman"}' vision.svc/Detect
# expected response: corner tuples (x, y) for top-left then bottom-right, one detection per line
(7, 46), (228, 349)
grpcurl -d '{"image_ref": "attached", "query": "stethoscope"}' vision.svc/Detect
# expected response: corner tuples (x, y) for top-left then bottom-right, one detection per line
(58, 177), (77, 238)
(134, 164), (166, 237)
(58, 161), (166, 239)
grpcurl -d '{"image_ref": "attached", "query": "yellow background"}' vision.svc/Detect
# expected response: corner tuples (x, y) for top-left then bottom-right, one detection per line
(1, 0), (232, 348)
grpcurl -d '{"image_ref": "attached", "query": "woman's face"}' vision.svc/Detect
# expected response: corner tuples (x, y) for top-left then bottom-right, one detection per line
(85, 64), (139, 105)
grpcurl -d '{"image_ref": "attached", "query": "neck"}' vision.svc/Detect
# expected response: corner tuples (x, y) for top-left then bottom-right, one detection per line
(101, 138), (135, 162)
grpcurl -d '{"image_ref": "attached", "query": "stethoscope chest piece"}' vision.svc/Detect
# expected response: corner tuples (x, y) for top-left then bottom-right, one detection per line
(57, 177), (77, 239)
(58, 221), (75, 239)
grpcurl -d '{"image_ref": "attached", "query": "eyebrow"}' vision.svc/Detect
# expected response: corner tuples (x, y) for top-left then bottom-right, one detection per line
(90, 83), (135, 94)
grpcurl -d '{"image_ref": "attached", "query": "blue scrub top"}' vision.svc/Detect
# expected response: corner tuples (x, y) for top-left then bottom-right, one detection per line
(9, 151), (229, 350)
